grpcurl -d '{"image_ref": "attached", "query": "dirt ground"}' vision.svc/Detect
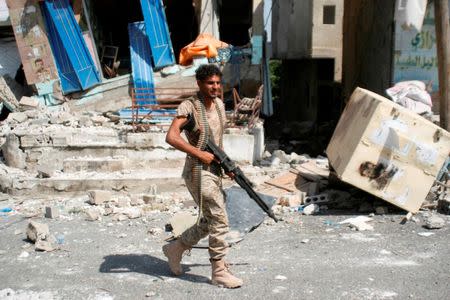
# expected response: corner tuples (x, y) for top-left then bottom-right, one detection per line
(0, 193), (449, 300)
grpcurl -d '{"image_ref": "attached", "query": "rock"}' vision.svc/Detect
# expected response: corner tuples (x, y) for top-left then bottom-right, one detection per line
(45, 206), (59, 219)
(301, 239), (310, 244)
(2, 134), (26, 169)
(424, 215), (445, 229)
(270, 156), (281, 166)
(88, 190), (111, 205)
(7, 112), (28, 123)
(279, 192), (304, 207)
(35, 240), (56, 252)
(123, 207), (142, 219)
(148, 227), (163, 235)
(289, 152), (309, 164)
(112, 214), (128, 221)
(418, 232), (435, 237)
(272, 150), (290, 164)
(303, 204), (319, 215)
(26, 221), (50, 242)
(19, 96), (40, 108)
(85, 208), (101, 221)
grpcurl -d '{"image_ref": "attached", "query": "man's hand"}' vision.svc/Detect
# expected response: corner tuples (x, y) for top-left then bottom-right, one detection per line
(197, 150), (215, 165)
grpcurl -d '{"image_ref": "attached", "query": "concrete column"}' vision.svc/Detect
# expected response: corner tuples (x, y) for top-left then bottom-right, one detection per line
(195, 0), (220, 38)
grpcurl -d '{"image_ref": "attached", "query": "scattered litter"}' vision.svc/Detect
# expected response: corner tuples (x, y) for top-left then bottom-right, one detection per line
(339, 216), (374, 231)
(417, 232), (435, 237)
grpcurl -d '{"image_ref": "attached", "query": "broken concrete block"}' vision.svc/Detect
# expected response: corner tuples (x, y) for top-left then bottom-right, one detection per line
(123, 207), (142, 219)
(88, 190), (111, 205)
(85, 208), (101, 221)
(327, 87), (450, 213)
(0, 76), (20, 111)
(19, 96), (40, 108)
(304, 194), (329, 205)
(45, 206), (59, 219)
(37, 165), (54, 178)
(272, 150), (290, 164)
(424, 215), (445, 229)
(1, 134), (26, 169)
(26, 221), (50, 242)
(279, 192), (304, 207)
(7, 112), (28, 123)
(35, 240), (56, 252)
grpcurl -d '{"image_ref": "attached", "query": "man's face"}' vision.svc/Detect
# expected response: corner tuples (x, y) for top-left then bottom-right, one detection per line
(197, 75), (221, 99)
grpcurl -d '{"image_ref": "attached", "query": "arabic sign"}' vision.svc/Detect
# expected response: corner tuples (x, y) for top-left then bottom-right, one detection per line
(393, 1), (440, 91)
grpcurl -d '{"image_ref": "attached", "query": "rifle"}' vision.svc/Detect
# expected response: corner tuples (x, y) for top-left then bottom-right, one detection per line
(181, 114), (278, 222)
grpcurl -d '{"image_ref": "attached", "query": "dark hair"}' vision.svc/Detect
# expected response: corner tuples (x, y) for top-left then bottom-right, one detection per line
(195, 64), (222, 81)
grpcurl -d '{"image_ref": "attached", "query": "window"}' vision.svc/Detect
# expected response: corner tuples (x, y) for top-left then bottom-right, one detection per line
(323, 5), (335, 25)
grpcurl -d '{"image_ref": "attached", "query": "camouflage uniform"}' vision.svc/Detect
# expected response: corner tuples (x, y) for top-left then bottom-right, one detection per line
(177, 94), (228, 260)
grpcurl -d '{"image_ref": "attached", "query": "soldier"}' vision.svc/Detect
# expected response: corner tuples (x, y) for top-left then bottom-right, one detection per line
(163, 64), (243, 288)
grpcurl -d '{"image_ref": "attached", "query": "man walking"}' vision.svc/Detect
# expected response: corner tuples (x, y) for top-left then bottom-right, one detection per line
(163, 64), (243, 288)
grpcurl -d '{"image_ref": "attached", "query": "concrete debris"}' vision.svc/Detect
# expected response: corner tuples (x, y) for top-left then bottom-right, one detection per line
(0, 75), (20, 111)
(275, 275), (287, 281)
(424, 215), (445, 229)
(35, 240), (56, 252)
(339, 216), (374, 231)
(148, 227), (163, 235)
(418, 232), (435, 237)
(88, 190), (111, 205)
(303, 203), (319, 215)
(26, 221), (50, 242)
(37, 165), (54, 178)
(278, 192), (304, 207)
(18, 251), (30, 258)
(85, 208), (102, 221)
(19, 96), (40, 108)
(307, 182), (320, 196)
(2, 134), (26, 169)
(7, 112), (28, 123)
(45, 206), (59, 219)
(122, 207), (142, 219)
(304, 194), (329, 205)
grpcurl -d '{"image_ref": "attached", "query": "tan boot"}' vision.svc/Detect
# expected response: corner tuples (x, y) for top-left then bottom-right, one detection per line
(162, 239), (191, 276)
(211, 259), (243, 288)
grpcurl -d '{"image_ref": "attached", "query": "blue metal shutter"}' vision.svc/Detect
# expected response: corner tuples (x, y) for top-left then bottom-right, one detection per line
(128, 21), (156, 105)
(139, 0), (175, 68)
(42, 0), (100, 94)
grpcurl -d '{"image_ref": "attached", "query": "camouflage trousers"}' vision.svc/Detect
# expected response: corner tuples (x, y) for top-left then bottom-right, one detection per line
(180, 169), (229, 260)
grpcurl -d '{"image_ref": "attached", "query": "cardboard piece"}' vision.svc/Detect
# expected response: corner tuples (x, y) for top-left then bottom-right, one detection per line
(327, 87), (450, 213)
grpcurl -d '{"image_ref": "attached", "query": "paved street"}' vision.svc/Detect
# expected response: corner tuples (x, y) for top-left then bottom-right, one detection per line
(0, 196), (449, 300)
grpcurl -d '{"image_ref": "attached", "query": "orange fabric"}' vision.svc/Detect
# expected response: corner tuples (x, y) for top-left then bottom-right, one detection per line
(179, 33), (228, 66)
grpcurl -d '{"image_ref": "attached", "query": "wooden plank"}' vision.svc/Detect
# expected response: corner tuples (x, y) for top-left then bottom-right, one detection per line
(435, 0), (450, 131)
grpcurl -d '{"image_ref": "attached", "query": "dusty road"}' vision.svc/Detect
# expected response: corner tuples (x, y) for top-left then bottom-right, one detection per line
(0, 195), (449, 300)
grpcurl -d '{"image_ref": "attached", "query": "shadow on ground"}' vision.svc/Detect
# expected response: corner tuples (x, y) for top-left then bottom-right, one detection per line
(99, 254), (210, 284)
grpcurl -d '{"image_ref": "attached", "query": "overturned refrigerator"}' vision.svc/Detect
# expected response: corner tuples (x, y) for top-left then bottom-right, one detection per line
(327, 87), (450, 213)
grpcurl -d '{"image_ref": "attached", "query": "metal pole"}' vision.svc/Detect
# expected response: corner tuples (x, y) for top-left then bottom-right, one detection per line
(435, 0), (450, 130)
